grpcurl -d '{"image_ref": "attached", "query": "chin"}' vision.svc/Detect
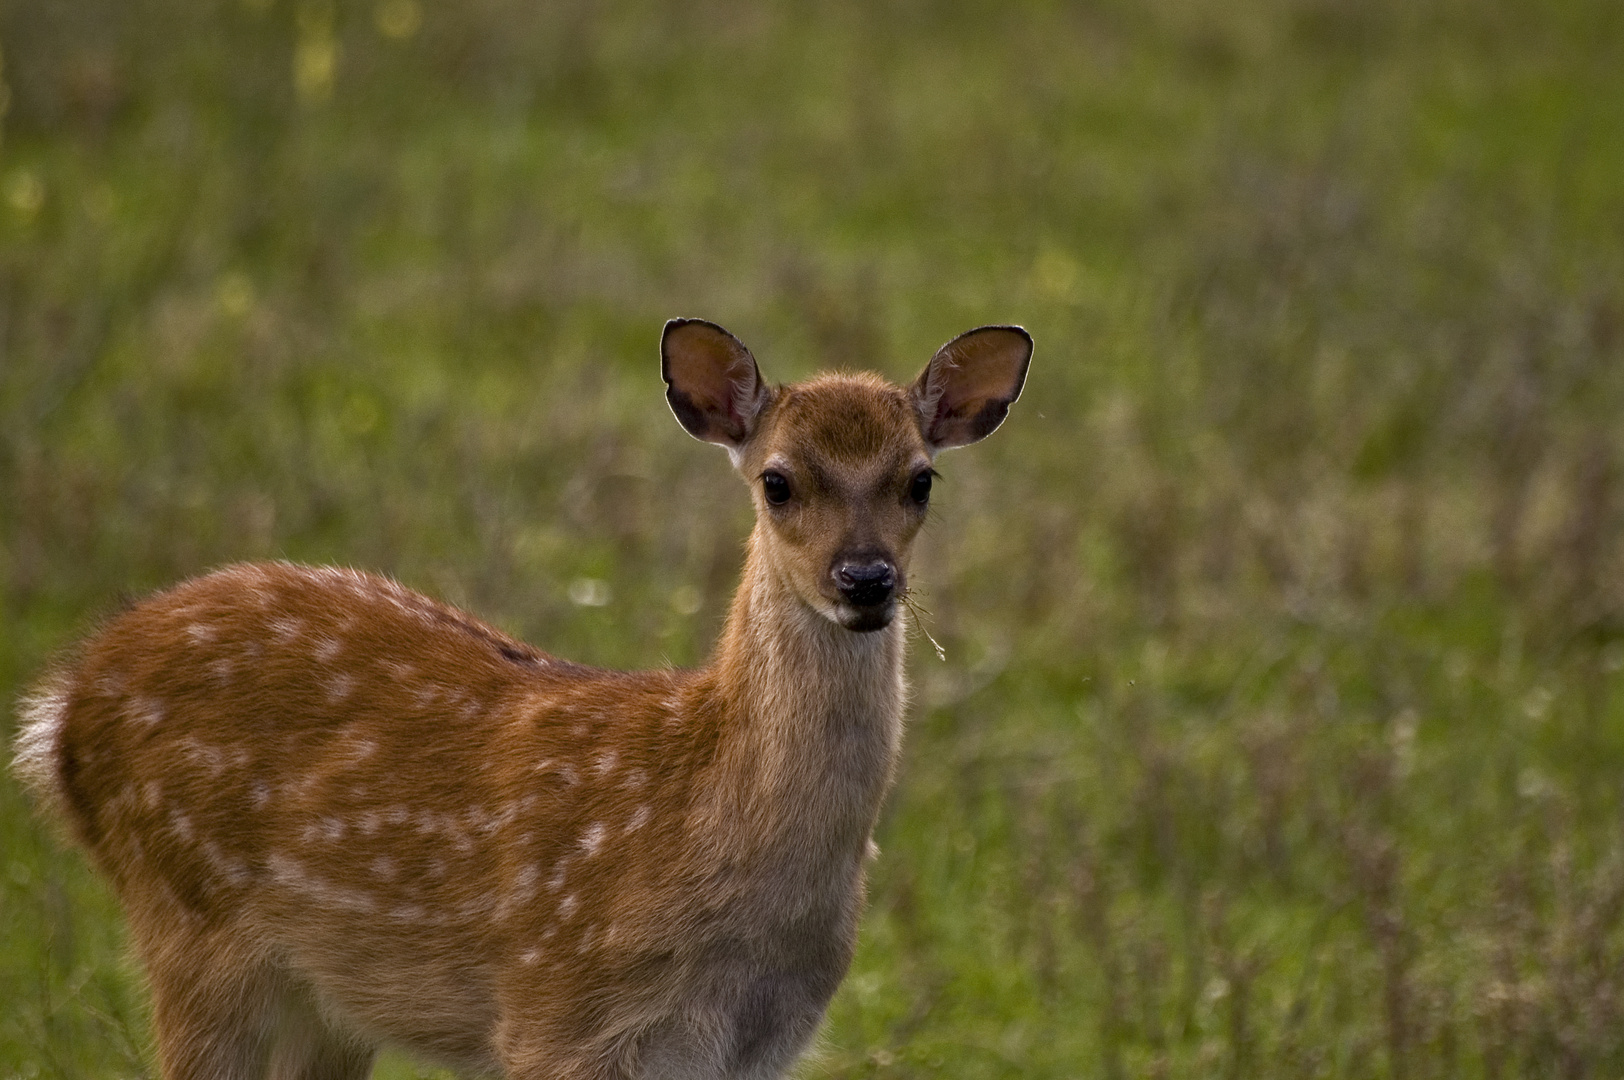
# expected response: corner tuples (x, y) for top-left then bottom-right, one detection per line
(836, 602), (896, 633)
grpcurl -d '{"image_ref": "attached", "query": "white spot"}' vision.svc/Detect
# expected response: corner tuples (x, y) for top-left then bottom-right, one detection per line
(314, 636), (342, 662)
(521, 948), (541, 965)
(371, 855), (398, 879)
(267, 853), (376, 913)
(143, 780), (163, 810)
(320, 816), (346, 842)
(327, 673), (355, 702)
(178, 737), (227, 776)
(358, 810), (382, 835)
(579, 822), (606, 857)
(456, 893), (496, 918)
(558, 764), (579, 787)
(269, 617), (305, 643)
(593, 750), (618, 777)
(128, 696), (166, 726)
(577, 926), (596, 954)
(169, 809), (194, 842)
(624, 804), (652, 834)
(623, 769), (648, 790)
(559, 894), (578, 920)
(186, 623), (217, 643)
(348, 737), (377, 760)
(200, 839), (250, 884)
(332, 887), (377, 913)
(385, 805), (410, 825)
(483, 805), (517, 834)
(546, 860), (569, 891)
(209, 658), (236, 684)
(281, 773), (321, 799)
(662, 695), (684, 716)
(389, 903), (426, 922)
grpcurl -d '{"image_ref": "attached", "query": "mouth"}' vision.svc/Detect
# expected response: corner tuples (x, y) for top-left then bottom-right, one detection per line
(834, 598), (897, 633)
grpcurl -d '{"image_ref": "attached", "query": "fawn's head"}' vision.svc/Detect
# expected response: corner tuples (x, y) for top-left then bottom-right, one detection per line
(662, 319), (1032, 632)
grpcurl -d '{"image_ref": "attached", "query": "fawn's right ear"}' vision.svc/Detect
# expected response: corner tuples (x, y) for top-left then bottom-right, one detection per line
(661, 319), (771, 452)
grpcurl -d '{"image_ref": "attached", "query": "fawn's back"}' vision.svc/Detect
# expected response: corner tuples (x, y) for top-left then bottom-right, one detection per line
(14, 318), (1032, 1079)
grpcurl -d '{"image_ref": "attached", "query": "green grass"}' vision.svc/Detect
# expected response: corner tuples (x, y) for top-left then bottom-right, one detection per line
(3, 0), (1624, 1075)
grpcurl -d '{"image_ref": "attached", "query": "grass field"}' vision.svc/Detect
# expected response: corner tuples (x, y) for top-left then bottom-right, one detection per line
(4, 0), (1624, 1076)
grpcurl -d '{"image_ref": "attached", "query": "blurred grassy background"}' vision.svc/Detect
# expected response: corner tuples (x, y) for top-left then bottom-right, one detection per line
(3, 0), (1624, 1076)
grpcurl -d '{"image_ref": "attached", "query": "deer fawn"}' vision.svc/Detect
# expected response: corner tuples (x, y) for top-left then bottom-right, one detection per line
(13, 318), (1032, 1080)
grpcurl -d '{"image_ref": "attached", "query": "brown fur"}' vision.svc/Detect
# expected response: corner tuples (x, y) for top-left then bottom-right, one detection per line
(12, 320), (1031, 1079)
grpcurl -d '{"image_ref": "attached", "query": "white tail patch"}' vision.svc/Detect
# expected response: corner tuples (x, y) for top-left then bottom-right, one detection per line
(11, 675), (70, 815)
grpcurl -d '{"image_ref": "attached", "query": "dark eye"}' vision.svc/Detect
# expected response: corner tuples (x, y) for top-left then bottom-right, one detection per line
(909, 470), (933, 505)
(762, 471), (792, 506)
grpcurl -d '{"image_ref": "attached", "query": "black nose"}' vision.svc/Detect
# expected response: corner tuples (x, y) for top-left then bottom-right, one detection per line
(834, 560), (896, 608)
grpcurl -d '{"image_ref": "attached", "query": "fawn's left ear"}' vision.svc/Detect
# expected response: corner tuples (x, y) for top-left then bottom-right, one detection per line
(911, 325), (1033, 451)
(661, 319), (772, 452)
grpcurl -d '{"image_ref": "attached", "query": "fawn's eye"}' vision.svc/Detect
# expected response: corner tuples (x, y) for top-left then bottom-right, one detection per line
(762, 471), (792, 506)
(909, 470), (933, 505)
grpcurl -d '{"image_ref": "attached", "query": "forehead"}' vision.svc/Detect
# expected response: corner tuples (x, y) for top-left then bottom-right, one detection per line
(763, 374), (926, 467)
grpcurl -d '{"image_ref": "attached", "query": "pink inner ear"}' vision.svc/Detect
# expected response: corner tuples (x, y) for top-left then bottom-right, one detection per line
(663, 321), (764, 445)
(936, 350), (1020, 414)
(916, 326), (1031, 449)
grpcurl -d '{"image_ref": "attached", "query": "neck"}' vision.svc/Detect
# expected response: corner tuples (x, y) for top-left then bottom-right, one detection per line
(696, 528), (908, 857)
